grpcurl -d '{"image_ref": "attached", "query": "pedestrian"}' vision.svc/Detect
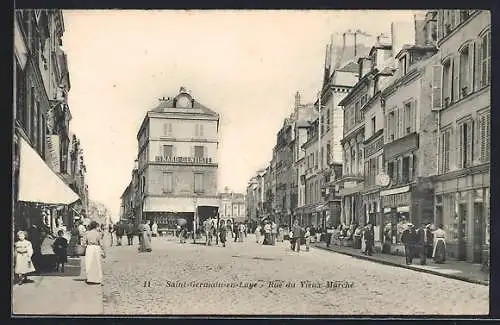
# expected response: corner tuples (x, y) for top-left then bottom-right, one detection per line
(233, 223), (239, 242)
(364, 224), (374, 256)
(83, 221), (106, 284)
(271, 221), (278, 245)
(263, 222), (271, 245)
(139, 220), (152, 252)
(151, 221), (159, 238)
(243, 222), (247, 238)
(360, 227), (367, 253)
(78, 222), (87, 245)
(126, 221), (135, 245)
(204, 218), (213, 246)
(219, 221), (227, 247)
(238, 223), (245, 242)
(255, 224), (262, 244)
(401, 223), (417, 265)
(425, 224), (434, 258)
(14, 230), (36, 285)
(305, 227), (311, 252)
(432, 224), (447, 264)
(108, 224), (114, 246)
(353, 225), (362, 249)
(289, 229), (294, 250)
(291, 220), (302, 252)
(52, 230), (68, 273)
(68, 223), (80, 257)
(40, 230), (56, 272)
(115, 223), (124, 246)
(417, 222), (429, 265)
(278, 225), (284, 242)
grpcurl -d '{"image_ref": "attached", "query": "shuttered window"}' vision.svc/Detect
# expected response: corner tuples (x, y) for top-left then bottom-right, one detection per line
(458, 120), (474, 168)
(194, 173), (204, 193)
(163, 172), (173, 193)
(164, 123), (172, 136)
(440, 129), (451, 173)
(481, 31), (491, 87)
(479, 111), (490, 162)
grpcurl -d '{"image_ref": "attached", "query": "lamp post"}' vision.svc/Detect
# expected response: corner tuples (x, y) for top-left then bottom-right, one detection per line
(192, 195), (198, 244)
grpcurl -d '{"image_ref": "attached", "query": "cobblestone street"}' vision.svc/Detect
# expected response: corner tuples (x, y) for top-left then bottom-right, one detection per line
(102, 235), (488, 315)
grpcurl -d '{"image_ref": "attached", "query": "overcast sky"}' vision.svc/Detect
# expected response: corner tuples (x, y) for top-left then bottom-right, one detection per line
(62, 10), (417, 221)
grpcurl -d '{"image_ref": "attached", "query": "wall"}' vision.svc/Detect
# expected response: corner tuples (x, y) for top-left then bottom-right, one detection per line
(149, 116), (218, 141)
(363, 97), (384, 139)
(145, 164), (218, 196)
(148, 139), (218, 163)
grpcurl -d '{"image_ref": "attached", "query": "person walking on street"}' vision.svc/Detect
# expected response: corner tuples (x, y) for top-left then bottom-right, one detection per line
(401, 223), (417, 265)
(219, 220), (227, 247)
(126, 221), (135, 245)
(233, 223), (239, 242)
(263, 222), (271, 245)
(52, 230), (68, 273)
(417, 222), (430, 265)
(255, 224), (262, 244)
(364, 224), (374, 256)
(83, 221), (105, 284)
(139, 220), (152, 252)
(108, 224), (114, 246)
(305, 227), (311, 252)
(271, 222), (278, 246)
(291, 220), (302, 252)
(425, 224), (434, 258)
(238, 223), (245, 242)
(432, 224), (447, 264)
(353, 225), (362, 249)
(115, 223), (124, 246)
(151, 221), (159, 238)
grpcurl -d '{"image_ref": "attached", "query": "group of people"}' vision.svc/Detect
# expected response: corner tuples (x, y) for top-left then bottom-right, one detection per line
(328, 223), (375, 256)
(401, 223), (446, 265)
(254, 220), (283, 246)
(200, 217), (247, 247)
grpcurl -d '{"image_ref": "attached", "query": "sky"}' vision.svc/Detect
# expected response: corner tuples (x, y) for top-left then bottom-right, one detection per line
(62, 10), (417, 221)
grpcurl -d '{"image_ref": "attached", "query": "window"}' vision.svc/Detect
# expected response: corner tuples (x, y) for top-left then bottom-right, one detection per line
(41, 115), (46, 159)
(432, 65), (443, 109)
(194, 173), (204, 193)
(402, 156), (410, 183)
(163, 172), (173, 193)
(440, 129), (451, 173)
(355, 101), (361, 123)
(349, 105), (355, 129)
(163, 145), (173, 157)
(371, 116), (376, 135)
(326, 142), (331, 165)
(387, 162), (394, 183)
(38, 106), (43, 154)
(459, 10), (470, 23)
(32, 100), (39, 149)
(404, 102), (412, 135)
(442, 59), (451, 107)
(195, 124), (205, 137)
(361, 94), (368, 107)
(458, 120), (473, 168)
(388, 111), (395, 141)
(194, 145), (204, 158)
(481, 31), (491, 87)
(478, 111), (490, 162)
(459, 45), (471, 97)
(163, 123), (172, 136)
(327, 108), (331, 131)
(16, 62), (26, 127)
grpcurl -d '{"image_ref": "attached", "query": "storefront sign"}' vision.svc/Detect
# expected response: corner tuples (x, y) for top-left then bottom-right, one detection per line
(155, 156), (213, 164)
(382, 192), (411, 208)
(364, 136), (384, 157)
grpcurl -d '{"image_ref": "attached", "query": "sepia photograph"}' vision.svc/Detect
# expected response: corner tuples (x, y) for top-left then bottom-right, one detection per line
(12, 9), (490, 316)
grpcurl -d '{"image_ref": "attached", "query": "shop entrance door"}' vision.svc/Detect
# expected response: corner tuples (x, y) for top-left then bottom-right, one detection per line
(457, 203), (468, 261)
(473, 202), (484, 263)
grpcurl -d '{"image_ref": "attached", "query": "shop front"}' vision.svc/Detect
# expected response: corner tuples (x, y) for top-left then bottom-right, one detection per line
(338, 180), (364, 227)
(362, 191), (382, 244)
(434, 166), (489, 263)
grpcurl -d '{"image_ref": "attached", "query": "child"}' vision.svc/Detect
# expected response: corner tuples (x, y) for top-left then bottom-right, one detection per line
(14, 231), (36, 285)
(305, 227), (311, 252)
(52, 230), (68, 272)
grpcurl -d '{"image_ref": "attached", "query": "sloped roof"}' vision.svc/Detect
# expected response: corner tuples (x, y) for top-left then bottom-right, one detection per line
(150, 97), (219, 118)
(337, 61), (359, 73)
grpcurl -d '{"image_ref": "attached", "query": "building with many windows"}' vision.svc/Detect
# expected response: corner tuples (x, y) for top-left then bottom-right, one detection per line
(128, 87), (220, 232)
(432, 10), (490, 263)
(219, 188), (246, 223)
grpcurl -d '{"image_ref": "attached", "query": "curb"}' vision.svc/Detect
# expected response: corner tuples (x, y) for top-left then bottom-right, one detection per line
(314, 244), (489, 286)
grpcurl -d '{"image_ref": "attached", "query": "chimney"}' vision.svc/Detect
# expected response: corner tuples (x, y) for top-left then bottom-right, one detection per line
(414, 11), (427, 46)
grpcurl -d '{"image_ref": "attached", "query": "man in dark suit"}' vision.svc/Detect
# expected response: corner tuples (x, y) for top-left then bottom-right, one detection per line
(401, 223), (417, 265)
(417, 222), (430, 265)
(425, 224), (434, 258)
(364, 224), (375, 256)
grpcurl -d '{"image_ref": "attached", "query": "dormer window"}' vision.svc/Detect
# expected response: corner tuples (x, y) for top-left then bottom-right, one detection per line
(175, 95), (192, 108)
(399, 54), (408, 75)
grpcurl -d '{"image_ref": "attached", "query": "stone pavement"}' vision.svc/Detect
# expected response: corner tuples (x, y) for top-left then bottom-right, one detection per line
(314, 242), (489, 286)
(102, 234), (488, 315)
(12, 257), (103, 315)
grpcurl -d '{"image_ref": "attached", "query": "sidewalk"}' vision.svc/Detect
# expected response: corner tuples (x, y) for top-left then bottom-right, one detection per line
(12, 257), (103, 315)
(314, 242), (489, 286)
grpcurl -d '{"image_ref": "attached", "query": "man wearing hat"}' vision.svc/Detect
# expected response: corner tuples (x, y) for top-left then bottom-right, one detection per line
(417, 222), (432, 265)
(401, 223), (417, 265)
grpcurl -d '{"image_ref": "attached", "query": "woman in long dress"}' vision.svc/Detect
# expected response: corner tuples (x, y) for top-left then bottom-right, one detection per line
(254, 225), (262, 244)
(432, 225), (446, 263)
(139, 220), (152, 252)
(83, 221), (105, 284)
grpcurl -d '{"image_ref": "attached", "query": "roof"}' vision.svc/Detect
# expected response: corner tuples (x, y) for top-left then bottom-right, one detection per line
(150, 97), (219, 118)
(395, 44), (437, 60)
(337, 61), (359, 73)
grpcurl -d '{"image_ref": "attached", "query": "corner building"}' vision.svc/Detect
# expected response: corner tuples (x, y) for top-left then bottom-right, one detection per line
(136, 87), (220, 231)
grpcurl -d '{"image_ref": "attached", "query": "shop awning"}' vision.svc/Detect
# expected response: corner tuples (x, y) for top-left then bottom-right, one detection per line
(18, 137), (79, 205)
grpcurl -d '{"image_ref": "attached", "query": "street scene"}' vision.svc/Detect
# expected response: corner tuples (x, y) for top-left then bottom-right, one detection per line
(12, 9), (490, 316)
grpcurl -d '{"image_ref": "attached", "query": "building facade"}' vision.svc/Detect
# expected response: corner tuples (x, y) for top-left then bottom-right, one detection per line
(432, 10), (490, 263)
(133, 87), (220, 231)
(219, 188), (246, 223)
(14, 9), (87, 233)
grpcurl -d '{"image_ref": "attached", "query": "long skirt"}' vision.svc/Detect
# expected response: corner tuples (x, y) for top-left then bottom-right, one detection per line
(238, 231), (244, 242)
(140, 233), (152, 252)
(263, 233), (271, 245)
(433, 239), (446, 263)
(85, 245), (103, 284)
(361, 239), (366, 252)
(255, 233), (261, 243)
(15, 253), (36, 275)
